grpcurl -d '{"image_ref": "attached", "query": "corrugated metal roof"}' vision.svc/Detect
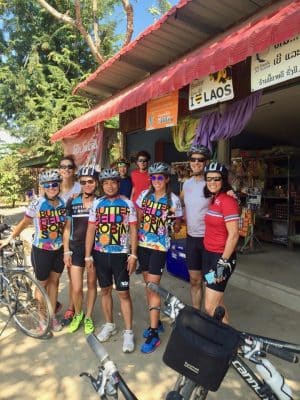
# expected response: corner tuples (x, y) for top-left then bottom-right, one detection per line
(51, 1), (300, 142)
(74, 0), (274, 101)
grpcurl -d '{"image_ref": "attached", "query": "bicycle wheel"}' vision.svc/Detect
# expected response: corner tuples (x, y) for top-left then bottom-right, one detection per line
(7, 271), (53, 338)
(171, 375), (208, 400)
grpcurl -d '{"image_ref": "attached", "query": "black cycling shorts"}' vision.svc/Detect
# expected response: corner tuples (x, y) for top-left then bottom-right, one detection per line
(137, 246), (166, 276)
(202, 250), (236, 293)
(69, 240), (85, 267)
(186, 235), (204, 271)
(93, 252), (129, 291)
(31, 245), (64, 281)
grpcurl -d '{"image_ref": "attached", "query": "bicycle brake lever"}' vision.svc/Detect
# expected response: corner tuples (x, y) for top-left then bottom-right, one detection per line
(80, 372), (102, 392)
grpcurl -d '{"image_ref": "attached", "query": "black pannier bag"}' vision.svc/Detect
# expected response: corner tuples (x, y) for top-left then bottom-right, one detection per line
(163, 305), (241, 391)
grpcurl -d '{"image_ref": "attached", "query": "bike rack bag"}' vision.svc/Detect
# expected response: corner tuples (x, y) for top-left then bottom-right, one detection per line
(163, 305), (240, 391)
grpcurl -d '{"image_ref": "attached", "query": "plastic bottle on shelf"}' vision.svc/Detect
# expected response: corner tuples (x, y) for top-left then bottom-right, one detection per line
(256, 359), (293, 400)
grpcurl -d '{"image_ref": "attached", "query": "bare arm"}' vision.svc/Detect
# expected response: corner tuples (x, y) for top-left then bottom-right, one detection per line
(222, 220), (239, 260)
(127, 223), (138, 275)
(85, 223), (96, 258)
(63, 219), (72, 267)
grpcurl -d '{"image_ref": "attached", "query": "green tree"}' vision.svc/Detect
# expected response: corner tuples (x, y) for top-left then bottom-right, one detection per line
(0, 153), (35, 207)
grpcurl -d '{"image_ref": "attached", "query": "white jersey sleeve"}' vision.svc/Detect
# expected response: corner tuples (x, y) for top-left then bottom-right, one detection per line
(170, 192), (183, 218)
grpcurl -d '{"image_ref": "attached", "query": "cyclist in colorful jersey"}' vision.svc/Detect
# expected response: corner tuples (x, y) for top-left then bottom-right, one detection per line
(136, 162), (182, 353)
(58, 155), (82, 325)
(203, 162), (240, 324)
(181, 145), (212, 309)
(63, 166), (98, 335)
(85, 169), (137, 353)
(0, 170), (66, 332)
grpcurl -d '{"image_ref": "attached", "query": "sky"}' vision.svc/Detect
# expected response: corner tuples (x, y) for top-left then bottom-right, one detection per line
(115, 0), (178, 39)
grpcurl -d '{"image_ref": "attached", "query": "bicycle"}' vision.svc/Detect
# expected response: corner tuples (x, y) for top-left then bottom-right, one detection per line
(0, 224), (53, 339)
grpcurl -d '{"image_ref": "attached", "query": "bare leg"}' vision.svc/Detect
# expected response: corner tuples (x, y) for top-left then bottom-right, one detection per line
(117, 290), (132, 330)
(204, 287), (229, 323)
(100, 286), (113, 323)
(47, 271), (61, 313)
(143, 272), (161, 329)
(66, 268), (74, 311)
(189, 270), (203, 309)
(69, 266), (84, 314)
(86, 266), (97, 318)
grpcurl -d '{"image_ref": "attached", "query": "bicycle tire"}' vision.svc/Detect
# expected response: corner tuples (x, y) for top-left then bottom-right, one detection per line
(6, 271), (52, 338)
(172, 375), (208, 400)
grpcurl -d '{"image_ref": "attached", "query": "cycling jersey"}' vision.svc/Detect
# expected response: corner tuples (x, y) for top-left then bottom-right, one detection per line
(88, 196), (137, 253)
(26, 196), (66, 250)
(136, 190), (183, 252)
(204, 193), (239, 253)
(66, 194), (91, 241)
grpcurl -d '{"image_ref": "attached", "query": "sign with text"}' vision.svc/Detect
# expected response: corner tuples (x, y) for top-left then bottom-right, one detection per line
(189, 68), (234, 110)
(62, 123), (103, 167)
(146, 91), (178, 130)
(251, 35), (300, 91)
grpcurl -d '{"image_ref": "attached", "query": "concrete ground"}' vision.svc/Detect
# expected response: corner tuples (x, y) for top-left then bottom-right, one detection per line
(1, 207), (300, 400)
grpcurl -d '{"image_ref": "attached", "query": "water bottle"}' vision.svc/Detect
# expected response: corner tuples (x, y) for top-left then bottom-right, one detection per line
(256, 359), (293, 400)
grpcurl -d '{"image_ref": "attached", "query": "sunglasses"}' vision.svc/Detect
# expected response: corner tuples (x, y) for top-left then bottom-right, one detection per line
(190, 157), (206, 163)
(60, 164), (74, 170)
(150, 175), (165, 181)
(137, 158), (148, 163)
(80, 179), (95, 185)
(205, 177), (222, 182)
(43, 182), (59, 189)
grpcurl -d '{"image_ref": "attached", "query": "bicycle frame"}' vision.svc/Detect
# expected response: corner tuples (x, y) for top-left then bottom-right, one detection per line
(232, 355), (277, 400)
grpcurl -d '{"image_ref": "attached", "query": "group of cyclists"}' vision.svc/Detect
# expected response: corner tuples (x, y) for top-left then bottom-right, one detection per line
(0, 144), (240, 354)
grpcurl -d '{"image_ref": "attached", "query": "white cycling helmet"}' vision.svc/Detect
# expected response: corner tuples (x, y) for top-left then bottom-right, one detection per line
(187, 145), (211, 159)
(39, 170), (61, 184)
(98, 168), (121, 181)
(148, 162), (171, 176)
(77, 165), (99, 179)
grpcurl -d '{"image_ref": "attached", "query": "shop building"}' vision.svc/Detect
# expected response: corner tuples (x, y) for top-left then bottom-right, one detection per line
(51, 0), (300, 251)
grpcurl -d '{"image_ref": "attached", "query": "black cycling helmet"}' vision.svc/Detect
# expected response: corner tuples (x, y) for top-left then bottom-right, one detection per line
(204, 162), (228, 177)
(115, 158), (130, 167)
(77, 165), (99, 180)
(39, 170), (61, 184)
(98, 168), (121, 181)
(187, 144), (211, 160)
(148, 162), (171, 176)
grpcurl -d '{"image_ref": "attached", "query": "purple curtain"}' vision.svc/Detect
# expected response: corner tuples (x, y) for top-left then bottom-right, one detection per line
(193, 91), (262, 150)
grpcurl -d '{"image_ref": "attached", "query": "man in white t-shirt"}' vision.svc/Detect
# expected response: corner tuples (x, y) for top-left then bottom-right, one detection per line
(181, 145), (211, 308)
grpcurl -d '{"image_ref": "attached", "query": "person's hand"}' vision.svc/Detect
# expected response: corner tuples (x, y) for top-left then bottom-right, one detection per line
(226, 190), (237, 199)
(85, 256), (94, 270)
(127, 254), (137, 275)
(173, 223), (181, 234)
(215, 258), (232, 282)
(63, 251), (72, 268)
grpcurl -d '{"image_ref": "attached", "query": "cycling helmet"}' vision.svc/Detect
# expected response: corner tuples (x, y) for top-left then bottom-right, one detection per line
(98, 168), (121, 181)
(115, 158), (130, 167)
(77, 165), (99, 179)
(204, 162), (228, 177)
(187, 145), (211, 159)
(39, 170), (61, 184)
(148, 162), (171, 176)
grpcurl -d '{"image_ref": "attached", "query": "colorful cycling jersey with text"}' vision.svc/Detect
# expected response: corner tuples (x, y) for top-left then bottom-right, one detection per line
(88, 196), (137, 253)
(136, 190), (182, 252)
(26, 197), (66, 250)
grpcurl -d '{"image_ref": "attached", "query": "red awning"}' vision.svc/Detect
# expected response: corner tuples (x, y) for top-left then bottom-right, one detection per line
(51, 1), (300, 142)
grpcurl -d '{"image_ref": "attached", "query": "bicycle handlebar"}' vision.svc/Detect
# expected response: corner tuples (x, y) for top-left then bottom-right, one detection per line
(147, 282), (172, 300)
(263, 343), (299, 363)
(87, 333), (109, 364)
(86, 334), (138, 400)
